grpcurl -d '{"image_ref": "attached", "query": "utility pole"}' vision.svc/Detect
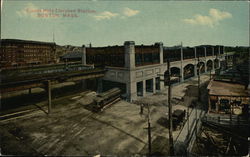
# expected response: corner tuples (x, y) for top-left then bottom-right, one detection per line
(167, 59), (174, 156)
(157, 60), (174, 155)
(197, 56), (201, 102)
(196, 56), (200, 138)
(46, 80), (52, 114)
(195, 101), (197, 137)
(187, 106), (190, 138)
(147, 103), (152, 156)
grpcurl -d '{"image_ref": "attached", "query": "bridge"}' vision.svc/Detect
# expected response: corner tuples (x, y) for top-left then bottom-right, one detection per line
(0, 63), (106, 113)
(1, 63), (105, 94)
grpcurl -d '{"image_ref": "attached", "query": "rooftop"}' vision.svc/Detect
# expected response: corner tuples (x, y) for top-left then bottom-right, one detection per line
(207, 80), (249, 97)
(1, 39), (56, 45)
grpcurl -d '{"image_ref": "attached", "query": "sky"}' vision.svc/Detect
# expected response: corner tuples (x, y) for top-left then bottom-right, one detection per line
(1, 0), (249, 47)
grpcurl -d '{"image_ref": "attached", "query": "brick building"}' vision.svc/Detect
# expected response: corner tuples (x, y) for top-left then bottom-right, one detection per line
(86, 46), (124, 67)
(65, 41), (226, 101)
(0, 39), (56, 68)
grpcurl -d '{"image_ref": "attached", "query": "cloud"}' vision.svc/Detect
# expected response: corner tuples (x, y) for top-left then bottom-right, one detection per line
(16, 3), (39, 19)
(93, 11), (119, 20)
(209, 8), (232, 21)
(123, 7), (139, 17)
(93, 8), (139, 20)
(183, 8), (232, 27)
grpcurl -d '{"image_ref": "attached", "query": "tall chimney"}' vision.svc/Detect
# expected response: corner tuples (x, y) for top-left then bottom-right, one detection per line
(82, 45), (86, 65)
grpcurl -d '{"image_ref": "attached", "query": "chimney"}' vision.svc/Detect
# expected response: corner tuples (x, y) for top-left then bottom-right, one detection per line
(81, 45), (86, 65)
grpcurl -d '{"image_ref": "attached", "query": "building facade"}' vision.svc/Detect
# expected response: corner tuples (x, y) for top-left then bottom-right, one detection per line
(83, 41), (226, 101)
(0, 39), (56, 68)
(207, 80), (249, 115)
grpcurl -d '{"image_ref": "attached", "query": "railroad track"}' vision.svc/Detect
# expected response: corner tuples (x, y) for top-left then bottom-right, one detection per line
(0, 95), (121, 123)
(0, 108), (43, 123)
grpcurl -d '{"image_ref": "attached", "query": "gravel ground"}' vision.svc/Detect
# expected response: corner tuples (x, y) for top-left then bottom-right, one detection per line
(0, 74), (211, 156)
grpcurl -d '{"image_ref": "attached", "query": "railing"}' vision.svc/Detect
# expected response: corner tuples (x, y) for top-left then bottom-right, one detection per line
(173, 106), (206, 155)
(202, 115), (249, 127)
(1, 63), (95, 80)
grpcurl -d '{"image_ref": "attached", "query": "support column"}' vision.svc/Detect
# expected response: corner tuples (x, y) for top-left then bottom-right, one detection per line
(152, 78), (156, 94)
(155, 42), (163, 64)
(46, 80), (52, 114)
(194, 47), (197, 59)
(81, 45), (86, 65)
(212, 46), (214, 56)
(180, 66), (184, 82)
(125, 41), (136, 102)
(159, 76), (165, 90)
(204, 47), (207, 73)
(124, 41), (135, 69)
(180, 45), (184, 82)
(194, 47), (197, 77)
(211, 60), (214, 71)
(218, 46), (221, 69)
(126, 82), (137, 102)
(194, 64), (197, 77)
(28, 88), (32, 94)
(143, 80), (146, 96)
(213, 59), (216, 70)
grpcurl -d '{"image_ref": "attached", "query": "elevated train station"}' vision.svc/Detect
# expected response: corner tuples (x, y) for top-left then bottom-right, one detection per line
(93, 41), (227, 101)
(1, 39), (229, 102)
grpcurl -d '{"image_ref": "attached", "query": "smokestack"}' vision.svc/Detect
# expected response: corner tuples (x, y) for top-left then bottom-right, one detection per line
(82, 45), (86, 65)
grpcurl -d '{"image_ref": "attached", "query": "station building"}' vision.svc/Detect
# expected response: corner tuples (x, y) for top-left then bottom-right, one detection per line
(81, 41), (226, 101)
(1, 38), (228, 101)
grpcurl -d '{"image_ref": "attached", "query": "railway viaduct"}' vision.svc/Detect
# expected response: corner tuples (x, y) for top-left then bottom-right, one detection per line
(102, 41), (228, 101)
(1, 41), (231, 103)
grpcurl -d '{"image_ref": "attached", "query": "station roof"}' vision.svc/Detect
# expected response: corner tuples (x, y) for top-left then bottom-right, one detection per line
(207, 80), (249, 97)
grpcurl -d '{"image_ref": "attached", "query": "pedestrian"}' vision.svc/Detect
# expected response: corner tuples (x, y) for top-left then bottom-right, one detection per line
(140, 103), (144, 115)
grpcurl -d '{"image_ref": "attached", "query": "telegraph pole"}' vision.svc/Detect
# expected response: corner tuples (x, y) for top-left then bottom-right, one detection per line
(187, 106), (190, 138)
(46, 80), (52, 114)
(157, 60), (174, 155)
(197, 56), (201, 102)
(167, 59), (174, 156)
(196, 55), (202, 137)
(147, 103), (152, 156)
